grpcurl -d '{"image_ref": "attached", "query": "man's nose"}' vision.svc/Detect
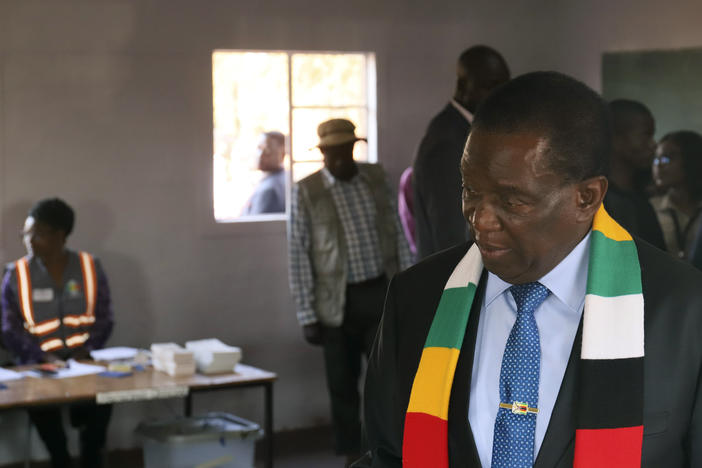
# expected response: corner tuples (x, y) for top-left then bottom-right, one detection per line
(470, 201), (501, 235)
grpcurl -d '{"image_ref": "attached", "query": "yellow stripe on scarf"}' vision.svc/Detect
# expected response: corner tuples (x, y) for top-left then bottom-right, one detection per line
(406, 347), (460, 420)
(592, 205), (632, 241)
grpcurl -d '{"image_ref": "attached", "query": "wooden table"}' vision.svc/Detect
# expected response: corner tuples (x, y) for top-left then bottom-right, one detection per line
(0, 363), (277, 468)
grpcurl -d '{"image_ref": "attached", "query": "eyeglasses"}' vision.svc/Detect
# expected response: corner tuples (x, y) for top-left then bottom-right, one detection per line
(653, 155), (672, 166)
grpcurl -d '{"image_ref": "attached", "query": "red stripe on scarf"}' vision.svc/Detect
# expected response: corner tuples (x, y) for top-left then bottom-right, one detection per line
(574, 426), (643, 467)
(403, 412), (449, 468)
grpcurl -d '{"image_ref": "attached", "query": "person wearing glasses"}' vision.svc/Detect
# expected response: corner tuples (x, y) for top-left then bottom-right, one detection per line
(651, 130), (702, 269)
(1, 198), (113, 468)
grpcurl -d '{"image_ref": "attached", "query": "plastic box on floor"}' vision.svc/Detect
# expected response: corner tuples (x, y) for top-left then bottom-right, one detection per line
(135, 412), (263, 468)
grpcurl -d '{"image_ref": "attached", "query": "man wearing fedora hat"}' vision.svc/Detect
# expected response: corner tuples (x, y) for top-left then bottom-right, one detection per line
(288, 118), (412, 465)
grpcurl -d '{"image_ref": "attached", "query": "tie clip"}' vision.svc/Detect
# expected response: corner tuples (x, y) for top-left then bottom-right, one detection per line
(499, 401), (538, 415)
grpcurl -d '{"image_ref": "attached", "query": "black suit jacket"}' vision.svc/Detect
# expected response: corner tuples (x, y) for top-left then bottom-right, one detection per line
(604, 184), (666, 251)
(413, 103), (471, 260)
(358, 239), (702, 467)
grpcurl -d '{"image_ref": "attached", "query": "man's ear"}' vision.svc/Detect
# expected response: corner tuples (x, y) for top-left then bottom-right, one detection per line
(574, 175), (608, 223)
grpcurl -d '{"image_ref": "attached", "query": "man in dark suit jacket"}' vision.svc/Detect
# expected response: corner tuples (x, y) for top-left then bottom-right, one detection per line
(603, 99), (665, 250)
(413, 45), (510, 260)
(357, 72), (702, 467)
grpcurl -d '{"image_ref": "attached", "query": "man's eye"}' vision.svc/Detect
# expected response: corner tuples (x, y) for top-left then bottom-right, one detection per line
(503, 197), (529, 209)
(462, 187), (477, 198)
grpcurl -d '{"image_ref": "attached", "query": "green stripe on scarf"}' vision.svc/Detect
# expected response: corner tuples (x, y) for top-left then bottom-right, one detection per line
(424, 284), (477, 349)
(587, 231), (642, 297)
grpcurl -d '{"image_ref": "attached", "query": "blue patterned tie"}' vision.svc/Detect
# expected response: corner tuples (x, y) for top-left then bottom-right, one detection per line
(491, 282), (550, 468)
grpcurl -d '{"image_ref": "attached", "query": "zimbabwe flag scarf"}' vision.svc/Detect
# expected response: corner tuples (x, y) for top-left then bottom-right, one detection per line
(403, 205), (644, 467)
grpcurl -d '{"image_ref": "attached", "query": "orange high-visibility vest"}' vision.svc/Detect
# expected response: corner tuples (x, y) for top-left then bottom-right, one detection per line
(15, 252), (97, 352)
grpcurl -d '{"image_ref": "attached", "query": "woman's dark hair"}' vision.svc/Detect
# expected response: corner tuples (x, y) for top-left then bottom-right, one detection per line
(28, 198), (75, 236)
(660, 130), (702, 200)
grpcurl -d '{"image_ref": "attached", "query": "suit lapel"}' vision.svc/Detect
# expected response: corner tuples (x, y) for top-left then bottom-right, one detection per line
(533, 321), (583, 468)
(447, 272), (487, 468)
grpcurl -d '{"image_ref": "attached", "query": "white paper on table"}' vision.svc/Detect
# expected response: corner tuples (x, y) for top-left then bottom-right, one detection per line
(0, 367), (24, 382)
(90, 347), (139, 362)
(24, 359), (106, 379)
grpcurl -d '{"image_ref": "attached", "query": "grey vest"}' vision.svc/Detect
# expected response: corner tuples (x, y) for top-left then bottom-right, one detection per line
(298, 163), (399, 326)
(7, 250), (98, 356)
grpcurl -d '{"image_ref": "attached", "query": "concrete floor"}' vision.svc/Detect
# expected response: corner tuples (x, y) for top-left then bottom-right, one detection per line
(2, 426), (350, 468)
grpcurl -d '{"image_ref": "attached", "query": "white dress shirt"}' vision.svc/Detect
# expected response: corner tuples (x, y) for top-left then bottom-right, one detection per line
(469, 232), (591, 467)
(450, 98), (474, 124)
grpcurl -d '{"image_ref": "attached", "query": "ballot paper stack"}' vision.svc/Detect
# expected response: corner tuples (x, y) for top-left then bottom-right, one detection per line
(185, 339), (242, 374)
(151, 343), (195, 377)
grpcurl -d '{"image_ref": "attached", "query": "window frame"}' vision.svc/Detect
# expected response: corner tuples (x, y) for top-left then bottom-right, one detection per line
(210, 49), (377, 226)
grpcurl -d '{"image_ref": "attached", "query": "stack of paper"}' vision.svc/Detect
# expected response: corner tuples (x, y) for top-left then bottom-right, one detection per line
(150, 343), (195, 377)
(90, 347), (139, 362)
(0, 367), (24, 382)
(23, 360), (105, 379)
(185, 339), (242, 374)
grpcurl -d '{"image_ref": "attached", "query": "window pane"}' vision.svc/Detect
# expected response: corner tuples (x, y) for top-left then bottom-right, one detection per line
(292, 54), (367, 107)
(292, 161), (325, 182)
(292, 107), (368, 164)
(212, 51), (289, 221)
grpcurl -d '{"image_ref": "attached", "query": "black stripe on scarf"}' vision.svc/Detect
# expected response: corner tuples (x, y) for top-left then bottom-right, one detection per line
(577, 358), (644, 429)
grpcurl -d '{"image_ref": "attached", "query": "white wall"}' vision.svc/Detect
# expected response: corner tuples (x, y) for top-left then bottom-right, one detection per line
(0, 0), (701, 462)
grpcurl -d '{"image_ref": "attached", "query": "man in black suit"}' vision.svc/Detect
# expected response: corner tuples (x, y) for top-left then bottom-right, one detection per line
(357, 72), (702, 467)
(413, 45), (510, 260)
(603, 99), (666, 250)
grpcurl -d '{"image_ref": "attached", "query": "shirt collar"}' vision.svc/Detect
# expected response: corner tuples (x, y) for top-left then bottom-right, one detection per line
(450, 99), (474, 124)
(657, 193), (674, 210)
(484, 231), (591, 314)
(320, 166), (362, 188)
(320, 167), (337, 188)
(657, 192), (702, 212)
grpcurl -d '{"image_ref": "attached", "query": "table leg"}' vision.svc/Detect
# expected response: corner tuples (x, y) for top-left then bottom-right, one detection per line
(264, 382), (274, 468)
(25, 413), (31, 468)
(184, 392), (193, 417)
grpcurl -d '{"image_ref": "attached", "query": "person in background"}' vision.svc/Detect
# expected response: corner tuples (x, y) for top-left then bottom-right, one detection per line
(413, 45), (510, 260)
(398, 166), (416, 261)
(603, 99), (666, 249)
(242, 131), (287, 215)
(288, 119), (412, 467)
(651, 130), (702, 269)
(1, 198), (113, 468)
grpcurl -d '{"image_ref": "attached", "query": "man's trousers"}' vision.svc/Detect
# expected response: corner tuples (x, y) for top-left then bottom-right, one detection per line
(321, 275), (388, 455)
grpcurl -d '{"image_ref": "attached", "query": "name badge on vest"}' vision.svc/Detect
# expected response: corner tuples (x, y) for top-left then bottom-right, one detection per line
(32, 288), (54, 302)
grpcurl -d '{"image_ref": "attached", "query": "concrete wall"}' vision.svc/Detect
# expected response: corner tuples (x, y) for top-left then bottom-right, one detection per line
(0, 0), (700, 462)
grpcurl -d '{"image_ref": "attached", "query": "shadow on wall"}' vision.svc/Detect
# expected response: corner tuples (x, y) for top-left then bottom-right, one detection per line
(0, 200), (34, 364)
(73, 199), (155, 349)
(1, 200), (33, 261)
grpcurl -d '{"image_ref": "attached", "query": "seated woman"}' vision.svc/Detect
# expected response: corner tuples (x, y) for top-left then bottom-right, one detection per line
(1, 198), (113, 468)
(651, 131), (702, 269)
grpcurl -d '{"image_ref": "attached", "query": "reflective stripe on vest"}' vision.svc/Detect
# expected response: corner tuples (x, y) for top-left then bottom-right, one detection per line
(15, 258), (35, 329)
(15, 252), (98, 337)
(79, 252), (97, 320)
(31, 319), (61, 335)
(65, 332), (89, 348)
(63, 315), (96, 327)
(40, 338), (64, 352)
